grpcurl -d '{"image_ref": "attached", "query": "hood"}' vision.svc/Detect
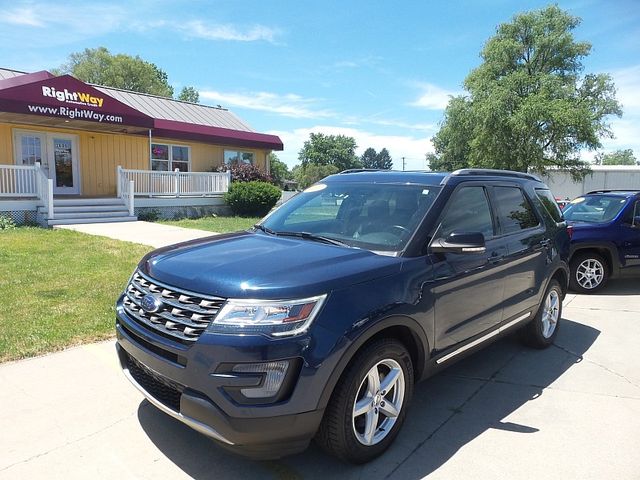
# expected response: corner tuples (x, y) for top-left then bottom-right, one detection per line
(140, 231), (402, 299)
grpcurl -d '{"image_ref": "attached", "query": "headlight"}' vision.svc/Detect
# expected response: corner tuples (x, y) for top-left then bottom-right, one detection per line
(210, 294), (327, 337)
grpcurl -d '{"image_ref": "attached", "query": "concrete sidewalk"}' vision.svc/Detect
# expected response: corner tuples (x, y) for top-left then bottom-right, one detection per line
(1, 280), (639, 479)
(56, 221), (216, 248)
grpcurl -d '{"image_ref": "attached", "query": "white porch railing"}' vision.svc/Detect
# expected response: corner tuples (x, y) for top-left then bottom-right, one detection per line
(0, 164), (39, 197)
(117, 166), (231, 197)
(0, 163), (54, 219)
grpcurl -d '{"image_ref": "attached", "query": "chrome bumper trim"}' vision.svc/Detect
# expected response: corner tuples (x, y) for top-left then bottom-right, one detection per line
(436, 311), (532, 364)
(122, 366), (234, 445)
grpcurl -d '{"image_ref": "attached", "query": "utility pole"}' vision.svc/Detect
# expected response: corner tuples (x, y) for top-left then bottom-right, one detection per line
(402, 157), (406, 171)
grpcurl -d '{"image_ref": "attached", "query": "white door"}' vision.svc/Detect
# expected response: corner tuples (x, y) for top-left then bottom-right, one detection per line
(49, 134), (80, 195)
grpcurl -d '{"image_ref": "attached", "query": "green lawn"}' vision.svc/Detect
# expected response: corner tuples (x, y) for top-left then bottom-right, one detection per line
(0, 228), (151, 362)
(159, 215), (261, 233)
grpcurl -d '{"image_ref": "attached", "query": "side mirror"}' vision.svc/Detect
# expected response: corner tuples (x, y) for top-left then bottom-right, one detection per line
(430, 231), (486, 254)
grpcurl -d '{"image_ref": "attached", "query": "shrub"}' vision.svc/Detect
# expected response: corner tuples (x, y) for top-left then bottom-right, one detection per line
(0, 215), (16, 230)
(217, 163), (272, 183)
(224, 181), (281, 217)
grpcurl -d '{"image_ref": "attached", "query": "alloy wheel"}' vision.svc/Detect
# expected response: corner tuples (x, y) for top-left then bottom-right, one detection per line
(352, 358), (405, 446)
(576, 258), (604, 290)
(541, 289), (560, 338)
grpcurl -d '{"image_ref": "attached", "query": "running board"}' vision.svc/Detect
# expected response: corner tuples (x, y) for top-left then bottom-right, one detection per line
(436, 311), (532, 365)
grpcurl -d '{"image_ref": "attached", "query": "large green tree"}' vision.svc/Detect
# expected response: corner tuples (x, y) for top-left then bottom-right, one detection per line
(298, 133), (361, 171)
(55, 47), (174, 97)
(595, 149), (637, 166)
(429, 6), (622, 178)
(361, 147), (378, 168)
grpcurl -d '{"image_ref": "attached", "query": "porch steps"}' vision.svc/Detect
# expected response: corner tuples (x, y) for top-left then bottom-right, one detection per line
(40, 197), (137, 226)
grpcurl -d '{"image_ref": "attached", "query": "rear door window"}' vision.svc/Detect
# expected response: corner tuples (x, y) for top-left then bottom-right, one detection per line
(493, 187), (540, 235)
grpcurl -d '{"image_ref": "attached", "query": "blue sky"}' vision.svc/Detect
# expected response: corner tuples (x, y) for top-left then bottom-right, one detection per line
(0, 0), (638, 169)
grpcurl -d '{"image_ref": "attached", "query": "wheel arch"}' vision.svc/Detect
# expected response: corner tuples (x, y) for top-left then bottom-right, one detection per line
(570, 243), (619, 277)
(316, 316), (430, 411)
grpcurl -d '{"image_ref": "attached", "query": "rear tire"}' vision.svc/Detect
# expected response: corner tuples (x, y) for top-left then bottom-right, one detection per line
(520, 279), (562, 349)
(569, 252), (609, 293)
(315, 338), (414, 464)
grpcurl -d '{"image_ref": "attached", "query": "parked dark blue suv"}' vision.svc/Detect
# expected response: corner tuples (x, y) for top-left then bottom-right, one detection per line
(562, 190), (640, 293)
(116, 169), (570, 463)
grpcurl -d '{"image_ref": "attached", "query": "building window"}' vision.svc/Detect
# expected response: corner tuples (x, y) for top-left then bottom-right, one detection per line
(151, 143), (190, 171)
(224, 150), (255, 166)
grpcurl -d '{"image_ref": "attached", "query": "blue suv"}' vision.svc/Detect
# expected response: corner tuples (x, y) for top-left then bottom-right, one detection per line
(116, 169), (570, 463)
(562, 190), (640, 293)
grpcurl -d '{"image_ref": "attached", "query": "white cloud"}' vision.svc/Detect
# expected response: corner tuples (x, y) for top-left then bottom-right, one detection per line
(0, 2), (281, 45)
(410, 82), (463, 110)
(200, 90), (333, 119)
(3, 7), (44, 27)
(0, 2), (126, 39)
(182, 20), (279, 43)
(267, 125), (434, 170)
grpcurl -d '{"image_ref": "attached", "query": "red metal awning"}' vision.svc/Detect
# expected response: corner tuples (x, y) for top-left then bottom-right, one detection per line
(153, 119), (284, 151)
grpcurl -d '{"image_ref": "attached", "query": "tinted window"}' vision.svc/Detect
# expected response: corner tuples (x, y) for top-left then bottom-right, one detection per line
(439, 186), (494, 239)
(494, 187), (539, 234)
(535, 188), (563, 222)
(563, 195), (628, 223)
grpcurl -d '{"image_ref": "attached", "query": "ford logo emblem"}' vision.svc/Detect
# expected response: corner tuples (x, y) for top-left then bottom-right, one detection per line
(141, 294), (163, 313)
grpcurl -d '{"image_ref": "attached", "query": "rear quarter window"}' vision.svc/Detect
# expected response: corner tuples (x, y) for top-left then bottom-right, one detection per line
(535, 188), (564, 223)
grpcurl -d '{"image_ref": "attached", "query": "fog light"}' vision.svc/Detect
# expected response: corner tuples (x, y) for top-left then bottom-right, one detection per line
(232, 361), (289, 398)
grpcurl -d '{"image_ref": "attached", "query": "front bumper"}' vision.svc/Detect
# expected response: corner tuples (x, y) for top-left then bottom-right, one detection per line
(115, 305), (328, 459)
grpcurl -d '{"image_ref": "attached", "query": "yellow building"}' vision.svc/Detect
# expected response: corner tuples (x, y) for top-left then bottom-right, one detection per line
(0, 68), (283, 225)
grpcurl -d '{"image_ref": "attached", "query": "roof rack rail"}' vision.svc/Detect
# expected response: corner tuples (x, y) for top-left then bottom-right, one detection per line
(586, 189), (640, 194)
(451, 169), (541, 181)
(339, 168), (385, 174)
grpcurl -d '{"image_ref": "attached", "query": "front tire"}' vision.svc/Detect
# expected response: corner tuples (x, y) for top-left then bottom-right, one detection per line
(569, 252), (609, 293)
(520, 279), (562, 349)
(315, 338), (414, 464)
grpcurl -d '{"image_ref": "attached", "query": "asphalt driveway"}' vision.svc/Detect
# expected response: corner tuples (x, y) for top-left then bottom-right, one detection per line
(1, 280), (639, 479)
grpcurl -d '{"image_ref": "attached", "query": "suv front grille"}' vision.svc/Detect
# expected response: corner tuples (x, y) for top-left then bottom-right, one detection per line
(122, 270), (225, 344)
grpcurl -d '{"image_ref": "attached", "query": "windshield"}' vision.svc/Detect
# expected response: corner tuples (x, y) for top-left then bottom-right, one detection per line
(562, 195), (628, 223)
(260, 182), (442, 252)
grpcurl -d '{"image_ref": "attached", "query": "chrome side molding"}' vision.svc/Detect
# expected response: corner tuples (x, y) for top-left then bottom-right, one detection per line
(436, 311), (532, 365)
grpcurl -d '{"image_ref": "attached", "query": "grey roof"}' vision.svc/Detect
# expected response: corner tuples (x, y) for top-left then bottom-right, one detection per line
(94, 85), (255, 132)
(0, 68), (27, 80)
(0, 67), (255, 133)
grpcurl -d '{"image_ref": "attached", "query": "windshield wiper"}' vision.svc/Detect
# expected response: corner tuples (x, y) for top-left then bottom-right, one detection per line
(273, 231), (351, 248)
(253, 224), (277, 235)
